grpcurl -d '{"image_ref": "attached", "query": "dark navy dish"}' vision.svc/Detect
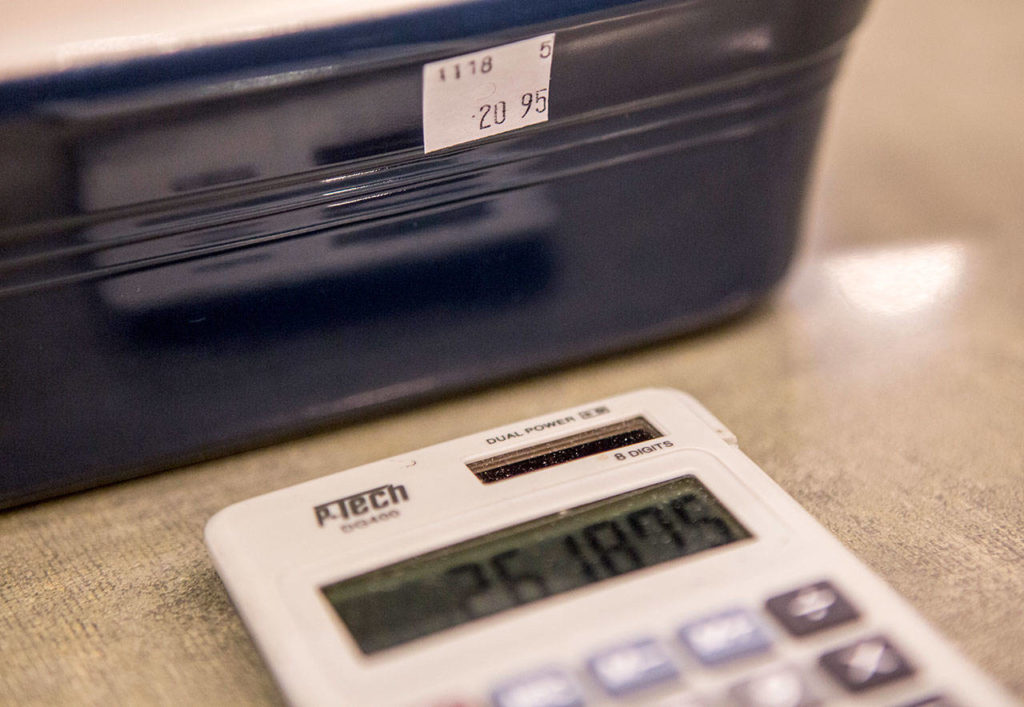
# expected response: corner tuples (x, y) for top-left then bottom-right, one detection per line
(0, 0), (869, 507)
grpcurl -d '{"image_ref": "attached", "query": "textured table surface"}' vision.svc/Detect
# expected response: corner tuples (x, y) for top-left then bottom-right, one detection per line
(2, 0), (1022, 704)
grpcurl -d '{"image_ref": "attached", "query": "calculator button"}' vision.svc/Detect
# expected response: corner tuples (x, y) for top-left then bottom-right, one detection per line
(491, 668), (585, 707)
(764, 581), (859, 636)
(819, 635), (914, 692)
(677, 608), (772, 666)
(586, 637), (678, 696)
(727, 666), (819, 707)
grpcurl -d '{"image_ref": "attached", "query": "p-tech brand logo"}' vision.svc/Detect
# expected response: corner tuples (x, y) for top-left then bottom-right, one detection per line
(314, 484), (409, 533)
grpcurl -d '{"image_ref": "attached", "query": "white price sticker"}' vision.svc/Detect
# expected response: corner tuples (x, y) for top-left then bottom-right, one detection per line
(422, 34), (555, 153)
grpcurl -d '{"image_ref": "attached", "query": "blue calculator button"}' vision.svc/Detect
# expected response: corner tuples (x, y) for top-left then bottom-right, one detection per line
(728, 666), (819, 707)
(491, 668), (585, 707)
(586, 637), (679, 696)
(677, 608), (772, 666)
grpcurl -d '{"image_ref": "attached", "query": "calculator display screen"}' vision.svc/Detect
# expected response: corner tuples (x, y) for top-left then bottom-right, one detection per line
(322, 476), (750, 654)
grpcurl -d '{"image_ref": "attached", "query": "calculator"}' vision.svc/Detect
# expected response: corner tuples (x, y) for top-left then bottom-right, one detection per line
(205, 389), (1016, 706)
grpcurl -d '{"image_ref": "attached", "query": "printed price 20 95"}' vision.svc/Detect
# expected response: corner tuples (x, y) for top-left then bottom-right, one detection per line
(477, 89), (549, 131)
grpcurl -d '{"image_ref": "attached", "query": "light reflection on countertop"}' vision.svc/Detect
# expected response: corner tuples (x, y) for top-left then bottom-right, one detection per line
(825, 242), (965, 319)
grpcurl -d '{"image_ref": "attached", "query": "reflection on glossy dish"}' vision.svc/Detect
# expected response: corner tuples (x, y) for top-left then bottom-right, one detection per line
(826, 243), (965, 317)
(726, 26), (774, 53)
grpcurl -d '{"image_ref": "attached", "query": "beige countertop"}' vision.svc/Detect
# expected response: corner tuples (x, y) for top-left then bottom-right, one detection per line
(2, 0), (1022, 703)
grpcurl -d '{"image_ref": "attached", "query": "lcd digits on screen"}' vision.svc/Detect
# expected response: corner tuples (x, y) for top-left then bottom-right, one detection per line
(322, 476), (751, 654)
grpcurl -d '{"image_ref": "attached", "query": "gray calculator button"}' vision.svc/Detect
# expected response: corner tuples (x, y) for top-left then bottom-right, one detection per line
(819, 635), (914, 692)
(586, 637), (679, 696)
(677, 608), (772, 666)
(491, 668), (585, 707)
(765, 581), (859, 636)
(728, 666), (819, 707)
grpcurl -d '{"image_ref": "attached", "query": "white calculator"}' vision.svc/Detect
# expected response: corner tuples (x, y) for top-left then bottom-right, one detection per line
(205, 389), (1016, 707)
